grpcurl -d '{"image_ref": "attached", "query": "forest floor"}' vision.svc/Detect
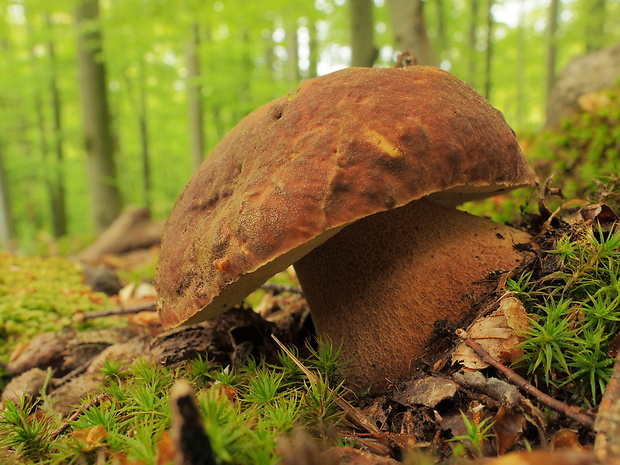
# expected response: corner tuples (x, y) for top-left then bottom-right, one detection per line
(1, 183), (619, 464)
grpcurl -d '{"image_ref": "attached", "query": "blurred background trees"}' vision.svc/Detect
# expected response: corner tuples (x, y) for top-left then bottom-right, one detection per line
(0, 0), (619, 252)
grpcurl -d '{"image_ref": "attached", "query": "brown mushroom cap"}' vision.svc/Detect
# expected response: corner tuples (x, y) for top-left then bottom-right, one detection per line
(155, 65), (535, 334)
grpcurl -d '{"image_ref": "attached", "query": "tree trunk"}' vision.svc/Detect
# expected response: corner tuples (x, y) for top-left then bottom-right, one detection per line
(308, 22), (319, 78)
(483, 0), (494, 100)
(467, 0), (479, 87)
(433, 0), (447, 60)
(75, 0), (122, 233)
(546, 0), (560, 103)
(137, 57), (151, 209)
(387, 0), (437, 66)
(349, 0), (377, 67)
(586, 0), (606, 52)
(287, 20), (301, 82)
(0, 139), (14, 251)
(515, 2), (526, 127)
(187, 22), (204, 172)
(46, 12), (68, 237)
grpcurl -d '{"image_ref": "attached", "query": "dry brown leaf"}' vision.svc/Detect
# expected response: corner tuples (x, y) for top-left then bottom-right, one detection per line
(73, 424), (107, 447)
(493, 406), (525, 455)
(452, 296), (529, 370)
(550, 428), (587, 451)
(393, 377), (458, 408)
(156, 431), (176, 465)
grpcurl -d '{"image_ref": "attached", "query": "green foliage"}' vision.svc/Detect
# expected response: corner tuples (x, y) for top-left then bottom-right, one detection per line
(0, 340), (348, 464)
(2, 0), (620, 250)
(448, 412), (494, 458)
(511, 225), (620, 407)
(527, 86), (620, 202)
(0, 398), (56, 461)
(0, 254), (113, 359)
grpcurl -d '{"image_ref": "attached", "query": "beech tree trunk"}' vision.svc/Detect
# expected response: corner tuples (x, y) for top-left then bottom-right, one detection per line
(483, 0), (494, 99)
(0, 140), (14, 251)
(75, 0), (122, 233)
(287, 20), (301, 82)
(433, 0), (447, 58)
(546, 0), (560, 102)
(349, 0), (377, 67)
(46, 12), (68, 237)
(137, 57), (151, 208)
(187, 22), (204, 172)
(308, 22), (319, 78)
(467, 0), (479, 87)
(586, 0), (606, 52)
(387, 0), (437, 66)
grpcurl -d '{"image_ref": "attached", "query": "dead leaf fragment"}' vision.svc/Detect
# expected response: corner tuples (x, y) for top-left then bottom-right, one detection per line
(453, 297), (529, 370)
(73, 424), (107, 447)
(493, 406), (525, 455)
(550, 428), (587, 451)
(393, 377), (458, 408)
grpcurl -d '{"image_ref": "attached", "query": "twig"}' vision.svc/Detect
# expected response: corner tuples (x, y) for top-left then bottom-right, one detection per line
(75, 302), (157, 322)
(456, 329), (595, 429)
(260, 282), (304, 295)
(271, 334), (380, 435)
(51, 392), (110, 439)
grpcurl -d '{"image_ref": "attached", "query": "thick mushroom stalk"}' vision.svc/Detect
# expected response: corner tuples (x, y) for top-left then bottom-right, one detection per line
(294, 198), (530, 390)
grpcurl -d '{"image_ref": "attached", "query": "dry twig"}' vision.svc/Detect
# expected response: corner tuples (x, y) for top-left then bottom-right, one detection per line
(260, 282), (304, 295)
(456, 329), (594, 428)
(74, 302), (157, 322)
(51, 393), (110, 439)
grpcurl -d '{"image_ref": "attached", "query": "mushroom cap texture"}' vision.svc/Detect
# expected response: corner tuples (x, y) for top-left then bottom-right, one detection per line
(156, 66), (535, 329)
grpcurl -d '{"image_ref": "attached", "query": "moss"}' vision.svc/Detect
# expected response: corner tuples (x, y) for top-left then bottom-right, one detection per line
(526, 86), (620, 202)
(0, 254), (112, 360)
(464, 86), (620, 224)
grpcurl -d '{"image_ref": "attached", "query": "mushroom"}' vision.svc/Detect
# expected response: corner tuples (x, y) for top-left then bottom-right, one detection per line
(155, 66), (536, 390)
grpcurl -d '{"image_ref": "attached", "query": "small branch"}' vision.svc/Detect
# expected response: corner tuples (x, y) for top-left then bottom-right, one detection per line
(74, 302), (157, 322)
(260, 282), (303, 295)
(51, 393), (110, 439)
(456, 329), (594, 429)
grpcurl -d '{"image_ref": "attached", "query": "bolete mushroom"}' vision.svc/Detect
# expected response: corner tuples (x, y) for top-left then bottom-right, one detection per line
(155, 66), (536, 390)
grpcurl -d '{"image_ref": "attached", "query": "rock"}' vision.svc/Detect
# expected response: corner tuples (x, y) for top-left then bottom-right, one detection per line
(546, 42), (620, 127)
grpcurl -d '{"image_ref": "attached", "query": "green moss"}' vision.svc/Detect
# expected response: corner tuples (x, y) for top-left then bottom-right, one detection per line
(526, 86), (620, 202)
(0, 254), (111, 360)
(465, 86), (620, 224)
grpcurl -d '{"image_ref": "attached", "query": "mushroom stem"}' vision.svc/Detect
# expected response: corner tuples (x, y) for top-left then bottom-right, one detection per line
(294, 198), (531, 391)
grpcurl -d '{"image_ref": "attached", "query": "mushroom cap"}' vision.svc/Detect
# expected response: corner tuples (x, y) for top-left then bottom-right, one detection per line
(155, 66), (536, 329)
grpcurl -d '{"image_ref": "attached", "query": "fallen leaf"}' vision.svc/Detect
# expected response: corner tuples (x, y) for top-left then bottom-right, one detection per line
(452, 296), (529, 370)
(551, 428), (587, 451)
(393, 377), (458, 408)
(156, 431), (176, 465)
(493, 406), (525, 455)
(73, 424), (107, 447)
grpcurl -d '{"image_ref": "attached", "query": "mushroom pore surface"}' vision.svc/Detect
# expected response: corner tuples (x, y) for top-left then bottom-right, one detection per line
(294, 198), (531, 390)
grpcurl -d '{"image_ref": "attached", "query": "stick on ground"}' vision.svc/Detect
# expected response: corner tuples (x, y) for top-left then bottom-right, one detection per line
(456, 329), (595, 428)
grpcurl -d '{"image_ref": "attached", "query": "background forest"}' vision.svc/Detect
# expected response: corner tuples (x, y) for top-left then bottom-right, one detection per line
(0, 0), (618, 253)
